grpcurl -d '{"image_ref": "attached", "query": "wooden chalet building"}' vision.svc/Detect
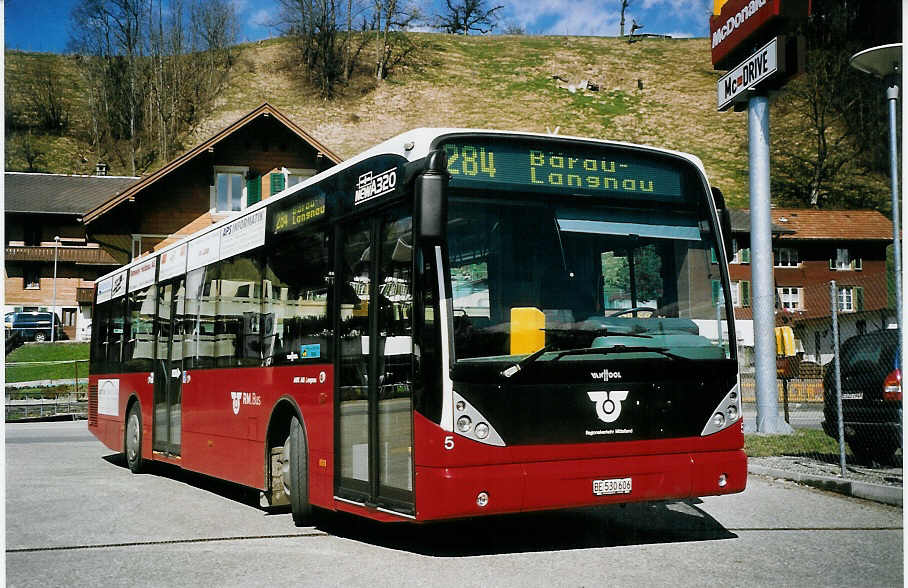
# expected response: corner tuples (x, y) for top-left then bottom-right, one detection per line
(81, 102), (341, 263)
(727, 208), (895, 365)
(6, 103), (340, 341)
(5, 172), (139, 340)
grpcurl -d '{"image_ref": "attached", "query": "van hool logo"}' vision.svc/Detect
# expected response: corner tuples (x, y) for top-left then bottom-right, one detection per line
(587, 390), (629, 423)
(590, 369), (622, 382)
(230, 391), (262, 415)
(355, 168), (397, 205)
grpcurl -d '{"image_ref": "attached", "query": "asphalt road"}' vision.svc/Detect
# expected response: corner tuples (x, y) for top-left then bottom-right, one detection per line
(5, 421), (903, 587)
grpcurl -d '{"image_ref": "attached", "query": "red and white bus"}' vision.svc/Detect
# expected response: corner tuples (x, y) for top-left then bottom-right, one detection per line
(88, 129), (745, 524)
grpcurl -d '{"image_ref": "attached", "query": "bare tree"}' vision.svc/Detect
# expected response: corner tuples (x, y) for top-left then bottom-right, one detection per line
(770, 0), (895, 211)
(374, 0), (420, 80)
(619, 0), (630, 36)
(435, 0), (502, 35)
(69, 0), (236, 172)
(276, 0), (344, 96)
(26, 61), (69, 134)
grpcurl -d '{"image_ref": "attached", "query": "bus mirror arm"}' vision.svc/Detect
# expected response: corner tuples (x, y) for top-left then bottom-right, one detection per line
(711, 186), (734, 263)
(415, 150), (449, 243)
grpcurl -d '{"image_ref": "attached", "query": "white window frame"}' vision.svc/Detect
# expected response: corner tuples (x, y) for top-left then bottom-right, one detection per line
(730, 281), (740, 307)
(777, 286), (803, 311)
(774, 247), (799, 268)
(283, 167), (317, 189)
(837, 286), (854, 312)
(211, 166), (249, 214)
(832, 247), (862, 271)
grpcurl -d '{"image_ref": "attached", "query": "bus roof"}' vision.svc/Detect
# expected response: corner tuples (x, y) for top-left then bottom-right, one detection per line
(94, 129), (709, 284)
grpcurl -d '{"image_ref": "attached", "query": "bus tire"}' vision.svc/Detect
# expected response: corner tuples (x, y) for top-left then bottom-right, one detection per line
(125, 403), (144, 474)
(286, 415), (312, 526)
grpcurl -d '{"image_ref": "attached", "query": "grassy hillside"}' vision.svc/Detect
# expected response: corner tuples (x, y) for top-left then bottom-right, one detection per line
(7, 34), (763, 207)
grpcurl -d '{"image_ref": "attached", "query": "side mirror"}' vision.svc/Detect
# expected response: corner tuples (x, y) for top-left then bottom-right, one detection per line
(711, 186), (734, 262)
(415, 150), (449, 242)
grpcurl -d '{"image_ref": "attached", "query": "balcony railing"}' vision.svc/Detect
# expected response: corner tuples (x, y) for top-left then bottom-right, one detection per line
(5, 245), (119, 265)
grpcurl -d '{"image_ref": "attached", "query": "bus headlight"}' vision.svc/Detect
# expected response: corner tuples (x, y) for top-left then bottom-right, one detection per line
(452, 391), (506, 446)
(701, 383), (741, 436)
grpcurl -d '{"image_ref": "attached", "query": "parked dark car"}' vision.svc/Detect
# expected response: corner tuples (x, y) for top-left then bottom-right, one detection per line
(5, 311), (64, 342)
(822, 329), (902, 465)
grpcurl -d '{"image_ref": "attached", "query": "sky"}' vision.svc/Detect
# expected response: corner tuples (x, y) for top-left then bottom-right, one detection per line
(4, 0), (713, 53)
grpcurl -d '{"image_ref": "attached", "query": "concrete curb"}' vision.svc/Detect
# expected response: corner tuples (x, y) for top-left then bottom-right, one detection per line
(749, 464), (903, 507)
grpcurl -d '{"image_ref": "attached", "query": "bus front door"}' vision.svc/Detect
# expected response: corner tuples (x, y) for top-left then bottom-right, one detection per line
(153, 277), (185, 455)
(336, 208), (414, 514)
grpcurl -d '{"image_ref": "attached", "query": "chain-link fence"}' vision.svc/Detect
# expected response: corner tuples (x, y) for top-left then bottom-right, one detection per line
(5, 359), (88, 421)
(741, 272), (902, 483)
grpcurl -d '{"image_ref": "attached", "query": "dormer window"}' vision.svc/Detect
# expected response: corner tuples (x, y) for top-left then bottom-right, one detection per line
(774, 247), (799, 267)
(830, 247), (862, 271)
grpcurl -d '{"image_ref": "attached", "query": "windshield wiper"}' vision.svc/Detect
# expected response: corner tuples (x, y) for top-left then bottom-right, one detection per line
(553, 345), (690, 362)
(542, 327), (651, 337)
(501, 345), (551, 378)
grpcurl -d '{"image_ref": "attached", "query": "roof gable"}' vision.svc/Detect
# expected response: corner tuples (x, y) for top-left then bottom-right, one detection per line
(82, 102), (341, 225)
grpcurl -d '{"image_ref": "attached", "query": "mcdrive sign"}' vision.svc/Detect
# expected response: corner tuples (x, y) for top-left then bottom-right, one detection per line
(717, 37), (779, 111)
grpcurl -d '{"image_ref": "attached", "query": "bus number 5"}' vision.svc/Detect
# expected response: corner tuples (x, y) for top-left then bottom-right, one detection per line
(444, 435), (455, 451)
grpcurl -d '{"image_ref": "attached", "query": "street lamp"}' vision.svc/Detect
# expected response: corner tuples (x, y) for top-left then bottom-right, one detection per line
(51, 235), (60, 342)
(849, 43), (902, 334)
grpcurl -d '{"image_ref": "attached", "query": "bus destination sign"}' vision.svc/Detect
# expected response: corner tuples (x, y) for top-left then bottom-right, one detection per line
(272, 194), (326, 234)
(442, 140), (683, 201)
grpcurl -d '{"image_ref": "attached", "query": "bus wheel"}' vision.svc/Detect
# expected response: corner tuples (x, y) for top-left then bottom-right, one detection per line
(283, 415), (312, 526)
(125, 403), (144, 473)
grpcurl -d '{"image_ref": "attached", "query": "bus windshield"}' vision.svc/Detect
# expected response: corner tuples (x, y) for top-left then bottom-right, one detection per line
(447, 196), (733, 365)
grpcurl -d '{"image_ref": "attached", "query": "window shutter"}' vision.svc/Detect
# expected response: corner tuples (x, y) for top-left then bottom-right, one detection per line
(856, 287), (864, 311)
(742, 281), (751, 307)
(271, 173), (286, 194)
(247, 177), (261, 205)
(711, 280), (721, 305)
(710, 248), (718, 264)
(854, 257), (862, 271)
(741, 248), (751, 264)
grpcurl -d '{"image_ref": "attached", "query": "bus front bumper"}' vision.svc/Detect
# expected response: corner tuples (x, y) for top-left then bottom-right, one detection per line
(413, 449), (746, 521)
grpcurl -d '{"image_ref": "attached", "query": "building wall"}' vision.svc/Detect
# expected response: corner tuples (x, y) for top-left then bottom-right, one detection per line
(726, 236), (891, 321)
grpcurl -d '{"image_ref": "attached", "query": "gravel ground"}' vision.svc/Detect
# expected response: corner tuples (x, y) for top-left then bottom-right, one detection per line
(750, 455), (903, 488)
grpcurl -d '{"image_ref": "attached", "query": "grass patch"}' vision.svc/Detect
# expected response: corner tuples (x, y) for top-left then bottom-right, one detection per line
(745, 429), (845, 458)
(6, 343), (90, 383)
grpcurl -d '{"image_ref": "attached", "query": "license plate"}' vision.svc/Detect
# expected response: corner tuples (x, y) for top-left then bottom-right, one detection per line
(593, 477), (632, 496)
(842, 393), (863, 400)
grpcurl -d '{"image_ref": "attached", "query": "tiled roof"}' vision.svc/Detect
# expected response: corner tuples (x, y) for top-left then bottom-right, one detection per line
(770, 208), (893, 240)
(5, 172), (139, 215)
(732, 208), (893, 240)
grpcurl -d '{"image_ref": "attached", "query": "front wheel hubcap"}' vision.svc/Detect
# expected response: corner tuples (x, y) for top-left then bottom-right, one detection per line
(127, 414), (139, 461)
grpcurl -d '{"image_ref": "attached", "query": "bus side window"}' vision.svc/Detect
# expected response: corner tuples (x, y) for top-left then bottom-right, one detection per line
(183, 265), (218, 369)
(90, 301), (111, 374)
(107, 295), (126, 373)
(263, 226), (332, 365)
(212, 252), (264, 368)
